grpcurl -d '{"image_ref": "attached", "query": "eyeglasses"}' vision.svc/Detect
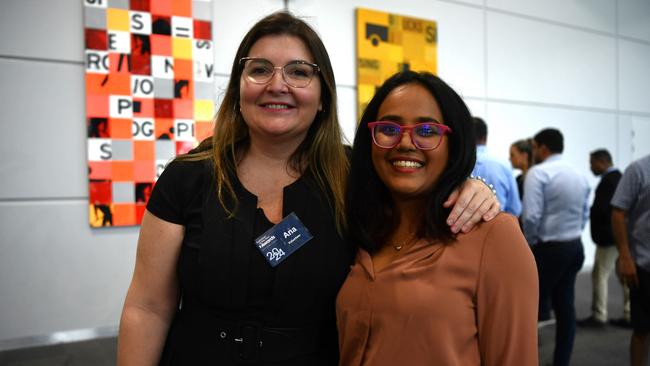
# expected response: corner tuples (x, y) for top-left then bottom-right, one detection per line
(239, 57), (320, 88)
(367, 121), (452, 150)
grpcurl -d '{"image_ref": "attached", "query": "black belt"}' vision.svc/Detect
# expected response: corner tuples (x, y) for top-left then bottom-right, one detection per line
(538, 238), (581, 246)
(180, 303), (320, 364)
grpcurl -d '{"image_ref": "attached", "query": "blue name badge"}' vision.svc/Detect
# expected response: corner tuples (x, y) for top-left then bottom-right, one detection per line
(254, 212), (313, 268)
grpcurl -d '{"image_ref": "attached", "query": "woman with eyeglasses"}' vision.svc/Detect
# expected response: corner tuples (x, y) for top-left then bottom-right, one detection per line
(117, 12), (500, 366)
(337, 71), (538, 366)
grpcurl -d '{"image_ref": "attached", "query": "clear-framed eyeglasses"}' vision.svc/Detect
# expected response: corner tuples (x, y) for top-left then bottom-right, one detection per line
(239, 57), (320, 88)
(367, 121), (453, 150)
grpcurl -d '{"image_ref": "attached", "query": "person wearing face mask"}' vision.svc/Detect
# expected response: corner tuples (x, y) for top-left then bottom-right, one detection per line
(117, 12), (500, 366)
(337, 71), (538, 366)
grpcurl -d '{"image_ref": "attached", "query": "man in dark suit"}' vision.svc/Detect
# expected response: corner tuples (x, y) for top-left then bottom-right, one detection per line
(578, 149), (630, 327)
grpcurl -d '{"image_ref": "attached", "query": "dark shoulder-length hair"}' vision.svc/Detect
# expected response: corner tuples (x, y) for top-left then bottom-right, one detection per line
(178, 11), (348, 232)
(512, 138), (533, 168)
(346, 71), (476, 253)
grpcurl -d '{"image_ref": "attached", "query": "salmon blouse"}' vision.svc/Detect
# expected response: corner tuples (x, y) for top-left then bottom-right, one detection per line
(336, 214), (538, 366)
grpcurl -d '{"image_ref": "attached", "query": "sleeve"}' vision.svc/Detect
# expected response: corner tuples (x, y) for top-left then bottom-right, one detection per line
(146, 160), (202, 225)
(504, 166), (522, 217)
(476, 214), (539, 366)
(493, 171), (509, 215)
(521, 167), (545, 244)
(582, 177), (591, 230)
(611, 163), (641, 211)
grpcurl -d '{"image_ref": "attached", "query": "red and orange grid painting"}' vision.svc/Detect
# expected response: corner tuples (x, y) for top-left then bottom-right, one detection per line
(84, 0), (215, 227)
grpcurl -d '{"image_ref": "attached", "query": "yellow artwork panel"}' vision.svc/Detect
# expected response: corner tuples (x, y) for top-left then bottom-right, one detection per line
(172, 38), (193, 59)
(194, 99), (215, 121)
(356, 8), (438, 119)
(106, 8), (130, 31)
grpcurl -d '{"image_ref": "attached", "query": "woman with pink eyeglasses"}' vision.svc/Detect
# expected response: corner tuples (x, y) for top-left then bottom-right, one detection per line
(338, 71), (539, 366)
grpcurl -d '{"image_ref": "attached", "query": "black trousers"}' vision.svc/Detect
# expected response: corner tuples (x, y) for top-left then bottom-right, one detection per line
(631, 266), (650, 333)
(532, 239), (584, 366)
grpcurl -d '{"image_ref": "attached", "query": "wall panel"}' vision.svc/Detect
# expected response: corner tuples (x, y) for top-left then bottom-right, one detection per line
(0, 59), (86, 199)
(336, 86), (358, 145)
(619, 40), (650, 114)
(212, 1), (286, 75)
(630, 115), (650, 161)
(618, 0), (650, 42)
(0, 201), (137, 342)
(464, 99), (487, 122)
(0, 0), (84, 62)
(487, 12), (617, 109)
(487, 0), (616, 33)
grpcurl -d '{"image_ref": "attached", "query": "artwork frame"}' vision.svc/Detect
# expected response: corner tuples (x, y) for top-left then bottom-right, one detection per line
(84, 0), (215, 227)
(356, 8), (438, 118)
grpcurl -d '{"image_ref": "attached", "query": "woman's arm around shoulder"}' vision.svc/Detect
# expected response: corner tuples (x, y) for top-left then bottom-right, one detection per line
(444, 178), (501, 233)
(117, 210), (184, 366)
(476, 214), (539, 366)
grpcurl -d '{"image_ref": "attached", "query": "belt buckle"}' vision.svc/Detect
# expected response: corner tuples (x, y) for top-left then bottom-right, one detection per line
(233, 320), (263, 363)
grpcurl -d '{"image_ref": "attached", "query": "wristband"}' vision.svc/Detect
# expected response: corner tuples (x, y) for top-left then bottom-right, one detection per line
(469, 175), (497, 196)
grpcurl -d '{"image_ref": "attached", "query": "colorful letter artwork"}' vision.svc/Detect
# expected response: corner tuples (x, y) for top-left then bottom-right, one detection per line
(84, 0), (215, 227)
(356, 8), (438, 118)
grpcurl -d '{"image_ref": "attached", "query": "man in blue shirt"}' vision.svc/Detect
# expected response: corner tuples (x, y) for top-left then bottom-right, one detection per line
(611, 154), (650, 366)
(521, 128), (590, 366)
(471, 117), (521, 216)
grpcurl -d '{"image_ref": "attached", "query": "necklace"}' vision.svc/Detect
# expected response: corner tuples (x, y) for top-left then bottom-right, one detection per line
(392, 234), (417, 251)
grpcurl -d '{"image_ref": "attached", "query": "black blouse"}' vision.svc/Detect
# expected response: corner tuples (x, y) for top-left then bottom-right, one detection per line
(147, 159), (353, 365)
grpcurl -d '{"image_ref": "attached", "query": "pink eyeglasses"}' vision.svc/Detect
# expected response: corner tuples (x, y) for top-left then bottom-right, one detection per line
(367, 121), (452, 150)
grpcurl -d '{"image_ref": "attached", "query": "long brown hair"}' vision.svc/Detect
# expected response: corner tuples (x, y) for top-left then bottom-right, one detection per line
(178, 12), (348, 232)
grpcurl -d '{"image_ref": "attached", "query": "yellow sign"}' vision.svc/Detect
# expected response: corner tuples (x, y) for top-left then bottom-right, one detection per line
(356, 8), (438, 118)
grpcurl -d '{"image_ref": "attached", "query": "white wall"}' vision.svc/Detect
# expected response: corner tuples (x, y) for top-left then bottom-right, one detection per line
(1, 0), (649, 348)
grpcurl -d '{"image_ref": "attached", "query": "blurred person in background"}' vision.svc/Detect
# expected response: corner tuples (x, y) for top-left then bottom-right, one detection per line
(510, 138), (533, 200)
(578, 149), (629, 328)
(472, 117), (521, 216)
(611, 153), (650, 366)
(521, 128), (590, 366)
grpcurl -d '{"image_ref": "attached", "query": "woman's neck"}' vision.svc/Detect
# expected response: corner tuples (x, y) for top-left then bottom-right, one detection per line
(241, 131), (304, 164)
(247, 130), (307, 160)
(391, 197), (427, 238)
(237, 135), (304, 184)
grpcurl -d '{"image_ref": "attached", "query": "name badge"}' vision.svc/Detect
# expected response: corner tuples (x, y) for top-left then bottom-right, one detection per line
(254, 212), (313, 268)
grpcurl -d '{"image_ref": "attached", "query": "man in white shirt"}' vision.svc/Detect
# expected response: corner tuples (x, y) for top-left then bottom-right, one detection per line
(521, 128), (590, 366)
